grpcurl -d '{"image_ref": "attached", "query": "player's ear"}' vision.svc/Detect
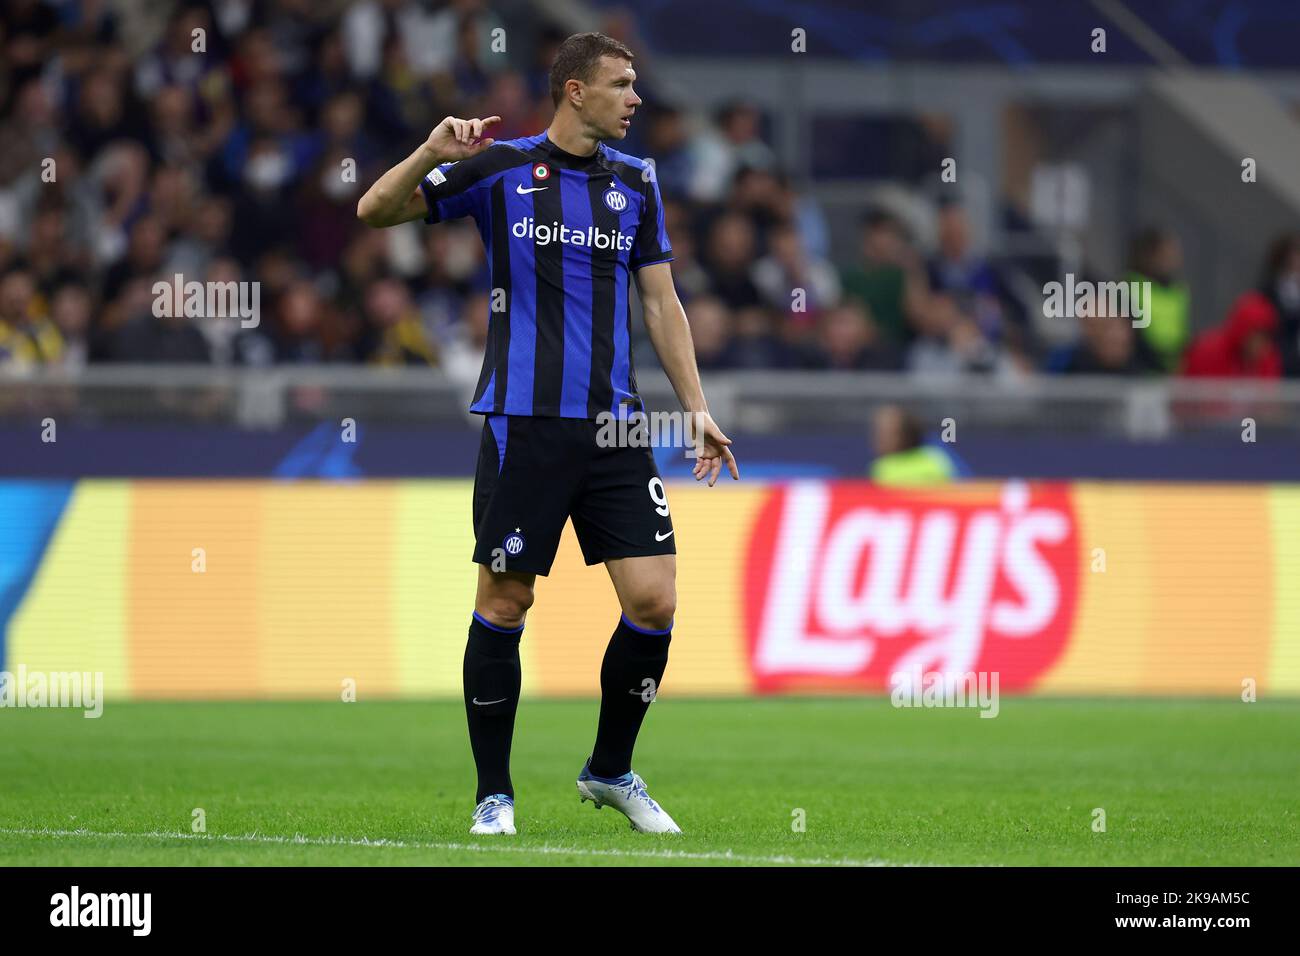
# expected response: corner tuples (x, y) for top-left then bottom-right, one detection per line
(565, 77), (583, 109)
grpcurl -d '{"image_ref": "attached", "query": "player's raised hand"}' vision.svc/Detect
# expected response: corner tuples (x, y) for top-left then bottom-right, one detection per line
(689, 412), (740, 487)
(425, 115), (502, 161)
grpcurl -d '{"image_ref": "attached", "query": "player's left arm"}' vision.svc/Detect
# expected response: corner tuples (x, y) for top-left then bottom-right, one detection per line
(635, 261), (739, 486)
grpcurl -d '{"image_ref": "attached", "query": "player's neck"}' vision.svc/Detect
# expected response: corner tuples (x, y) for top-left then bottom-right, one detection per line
(545, 115), (600, 158)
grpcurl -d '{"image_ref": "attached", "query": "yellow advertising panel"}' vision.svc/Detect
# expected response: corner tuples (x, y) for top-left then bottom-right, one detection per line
(3, 480), (1294, 699)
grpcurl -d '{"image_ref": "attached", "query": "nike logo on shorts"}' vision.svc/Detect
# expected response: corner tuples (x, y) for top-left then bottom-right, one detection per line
(655, 529), (674, 541)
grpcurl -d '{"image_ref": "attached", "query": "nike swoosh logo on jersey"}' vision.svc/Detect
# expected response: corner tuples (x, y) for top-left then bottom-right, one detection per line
(655, 530), (674, 541)
(472, 697), (508, 706)
(516, 184), (548, 194)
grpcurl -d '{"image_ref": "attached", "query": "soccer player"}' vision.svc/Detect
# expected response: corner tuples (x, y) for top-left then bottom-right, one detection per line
(357, 32), (739, 835)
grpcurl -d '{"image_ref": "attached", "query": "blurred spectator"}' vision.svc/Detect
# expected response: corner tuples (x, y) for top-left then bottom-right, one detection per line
(270, 279), (344, 364)
(926, 200), (1028, 352)
(701, 212), (761, 309)
(730, 166), (787, 243)
(751, 220), (839, 318)
(148, 85), (203, 168)
(107, 292), (210, 363)
(442, 288), (492, 389)
(525, 24), (569, 103)
(727, 306), (787, 369)
(165, 196), (233, 279)
(1127, 227), (1190, 371)
(689, 101), (777, 203)
(25, 206), (85, 294)
(343, 0), (505, 82)
(147, 164), (199, 241)
(67, 67), (152, 163)
(448, 6), (511, 103)
(0, 320), (35, 367)
(0, 269), (61, 366)
(841, 209), (927, 348)
(415, 220), (488, 343)
(907, 292), (1025, 378)
(814, 301), (900, 371)
(684, 295), (733, 370)
(195, 257), (275, 367)
(85, 142), (152, 266)
(0, 79), (61, 215)
(102, 215), (168, 303)
(870, 405), (960, 485)
(133, 6), (219, 100)
(297, 30), (360, 121)
(49, 282), (93, 370)
(361, 276), (439, 366)
(1183, 291), (1281, 379)
(642, 104), (694, 200)
(660, 199), (709, 301)
(1, 0), (61, 89)
(775, 172), (831, 262)
(1256, 234), (1300, 377)
(1050, 297), (1163, 376)
(481, 70), (546, 142)
(296, 92), (372, 270)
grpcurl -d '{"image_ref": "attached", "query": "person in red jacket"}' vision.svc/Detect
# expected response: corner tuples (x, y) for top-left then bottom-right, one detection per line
(1181, 291), (1282, 378)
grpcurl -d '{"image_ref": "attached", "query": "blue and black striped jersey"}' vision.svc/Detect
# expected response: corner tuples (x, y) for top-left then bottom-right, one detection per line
(420, 131), (673, 419)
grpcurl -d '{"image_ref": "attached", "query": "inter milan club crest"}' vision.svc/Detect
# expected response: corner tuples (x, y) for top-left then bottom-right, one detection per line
(603, 186), (627, 213)
(532, 163), (550, 182)
(503, 528), (526, 556)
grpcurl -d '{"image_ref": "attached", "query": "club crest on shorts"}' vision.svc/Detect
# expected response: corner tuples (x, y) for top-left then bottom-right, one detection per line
(603, 186), (627, 213)
(503, 529), (526, 556)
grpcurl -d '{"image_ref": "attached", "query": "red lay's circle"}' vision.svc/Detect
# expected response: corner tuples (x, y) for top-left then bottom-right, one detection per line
(743, 481), (1079, 693)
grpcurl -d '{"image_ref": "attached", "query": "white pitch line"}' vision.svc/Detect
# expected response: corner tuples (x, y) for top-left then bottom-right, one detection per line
(0, 826), (916, 867)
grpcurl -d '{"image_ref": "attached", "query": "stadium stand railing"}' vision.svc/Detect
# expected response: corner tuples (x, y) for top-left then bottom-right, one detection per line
(2, 365), (1297, 438)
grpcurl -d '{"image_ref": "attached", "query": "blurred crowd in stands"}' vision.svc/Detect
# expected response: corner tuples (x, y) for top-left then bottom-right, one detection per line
(2, 0), (1299, 383)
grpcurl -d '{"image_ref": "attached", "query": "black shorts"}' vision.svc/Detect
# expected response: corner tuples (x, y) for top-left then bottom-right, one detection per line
(471, 414), (676, 576)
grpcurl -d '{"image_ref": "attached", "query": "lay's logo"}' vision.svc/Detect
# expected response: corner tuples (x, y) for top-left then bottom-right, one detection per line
(744, 482), (1080, 692)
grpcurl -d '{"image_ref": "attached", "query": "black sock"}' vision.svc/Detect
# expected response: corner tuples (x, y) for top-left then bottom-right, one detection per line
(589, 615), (671, 779)
(464, 612), (523, 802)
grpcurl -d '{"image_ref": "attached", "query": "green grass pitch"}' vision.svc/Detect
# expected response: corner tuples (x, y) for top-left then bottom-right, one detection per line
(1, 698), (1296, 866)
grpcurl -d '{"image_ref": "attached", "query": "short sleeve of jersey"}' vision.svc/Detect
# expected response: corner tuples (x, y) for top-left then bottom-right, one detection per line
(420, 158), (484, 225)
(630, 171), (673, 271)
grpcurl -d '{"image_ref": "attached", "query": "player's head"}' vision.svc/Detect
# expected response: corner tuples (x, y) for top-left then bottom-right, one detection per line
(549, 32), (640, 141)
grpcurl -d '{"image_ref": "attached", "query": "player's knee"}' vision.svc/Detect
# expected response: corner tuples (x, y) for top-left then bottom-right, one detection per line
(480, 582), (534, 629)
(625, 588), (676, 632)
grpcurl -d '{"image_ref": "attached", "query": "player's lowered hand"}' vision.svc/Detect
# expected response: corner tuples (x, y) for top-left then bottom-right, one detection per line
(689, 412), (740, 487)
(425, 115), (502, 161)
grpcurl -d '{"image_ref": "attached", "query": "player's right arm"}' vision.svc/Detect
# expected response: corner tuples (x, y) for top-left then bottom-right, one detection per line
(356, 115), (501, 227)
